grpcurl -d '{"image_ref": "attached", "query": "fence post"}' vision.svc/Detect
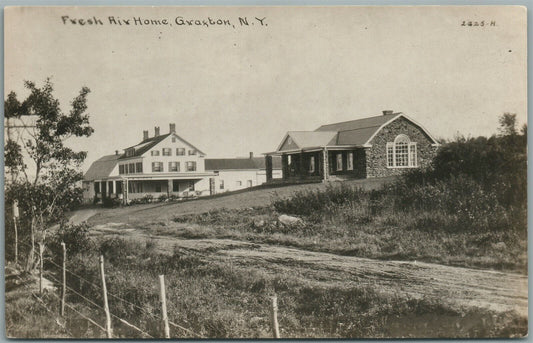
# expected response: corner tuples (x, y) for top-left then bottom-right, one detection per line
(159, 275), (170, 338)
(13, 200), (19, 265)
(60, 242), (66, 316)
(100, 255), (113, 338)
(13, 217), (18, 264)
(271, 295), (280, 338)
(39, 243), (44, 295)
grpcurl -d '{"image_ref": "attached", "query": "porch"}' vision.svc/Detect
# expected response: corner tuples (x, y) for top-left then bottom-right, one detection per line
(265, 147), (366, 182)
(94, 173), (215, 204)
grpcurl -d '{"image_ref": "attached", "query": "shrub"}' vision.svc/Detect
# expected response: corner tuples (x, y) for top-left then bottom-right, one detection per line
(102, 197), (121, 208)
(273, 183), (369, 217)
(48, 223), (93, 257)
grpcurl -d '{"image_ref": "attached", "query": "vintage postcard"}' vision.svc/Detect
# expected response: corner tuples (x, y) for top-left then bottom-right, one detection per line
(4, 5), (527, 338)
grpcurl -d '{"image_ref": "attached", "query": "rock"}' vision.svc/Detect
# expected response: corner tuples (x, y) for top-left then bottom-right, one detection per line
(493, 242), (507, 251)
(253, 219), (265, 228)
(278, 214), (302, 226)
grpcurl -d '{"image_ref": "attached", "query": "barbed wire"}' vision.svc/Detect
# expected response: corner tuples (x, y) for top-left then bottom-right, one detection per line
(12, 273), (73, 337)
(46, 289), (108, 335)
(13, 241), (204, 338)
(45, 272), (154, 338)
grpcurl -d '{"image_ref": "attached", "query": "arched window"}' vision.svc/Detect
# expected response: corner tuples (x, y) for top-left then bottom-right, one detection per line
(387, 134), (417, 168)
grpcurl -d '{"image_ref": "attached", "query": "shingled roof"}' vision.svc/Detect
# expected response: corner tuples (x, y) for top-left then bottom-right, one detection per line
(119, 133), (205, 159)
(84, 154), (120, 181)
(205, 157), (281, 171)
(274, 112), (438, 152)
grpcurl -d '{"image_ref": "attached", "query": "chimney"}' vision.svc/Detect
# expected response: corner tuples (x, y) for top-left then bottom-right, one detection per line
(382, 110), (394, 116)
(249, 152), (254, 159)
(115, 150), (119, 155)
(154, 126), (160, 137)
(169, 123), (176, 134)
(143, 130), (149, 140)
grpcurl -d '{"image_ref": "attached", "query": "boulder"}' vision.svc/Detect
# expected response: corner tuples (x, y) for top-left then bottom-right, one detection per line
(278, 214), (302, 226)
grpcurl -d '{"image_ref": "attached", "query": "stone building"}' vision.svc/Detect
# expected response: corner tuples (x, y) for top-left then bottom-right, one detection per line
(264, 111), (440, 182)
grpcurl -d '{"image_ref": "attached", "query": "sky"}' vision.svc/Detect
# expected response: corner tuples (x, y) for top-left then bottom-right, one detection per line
(4, 6), (527, 172)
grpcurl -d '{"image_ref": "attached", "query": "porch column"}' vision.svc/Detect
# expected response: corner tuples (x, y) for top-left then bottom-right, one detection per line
(322, 148), (329, 182)
(265, 155), (273, 182)
(123, 178), (129, 205)
(167, 179), (172, 197)
(112, 180), (117, 196)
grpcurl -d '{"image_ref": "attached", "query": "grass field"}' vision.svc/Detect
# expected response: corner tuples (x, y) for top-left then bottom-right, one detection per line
(6, 177), (528, 338)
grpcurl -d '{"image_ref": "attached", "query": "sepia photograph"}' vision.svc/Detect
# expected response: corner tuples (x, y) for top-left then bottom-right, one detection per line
(3, 5), (528, 338)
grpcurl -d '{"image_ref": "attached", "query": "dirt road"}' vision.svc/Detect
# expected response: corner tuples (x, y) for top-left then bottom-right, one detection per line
(91, 223), (528, 318)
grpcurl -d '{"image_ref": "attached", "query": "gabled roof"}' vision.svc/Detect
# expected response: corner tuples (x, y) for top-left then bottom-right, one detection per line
(84, 154), (120, 181)
(277, 131), (338, 152)
(205, 156), (282, 171)
(119, 133), (205, 159)
(273, 112), (439, 152)
(315, 113), (398, 132)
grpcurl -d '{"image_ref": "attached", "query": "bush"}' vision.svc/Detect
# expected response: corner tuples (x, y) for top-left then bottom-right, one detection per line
(273, 183), (369, 217)
(49, 223), (93, 257)
(102, 197), (121, 208)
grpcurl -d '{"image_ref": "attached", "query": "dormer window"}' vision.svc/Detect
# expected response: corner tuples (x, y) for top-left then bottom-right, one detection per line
(188, 150), (197, 155)
(125, 148), (135, 157)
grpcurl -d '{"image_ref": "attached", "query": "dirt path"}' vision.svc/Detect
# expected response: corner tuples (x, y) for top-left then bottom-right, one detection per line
(91, 224), (528, 318)
(68, 209), (98, 225)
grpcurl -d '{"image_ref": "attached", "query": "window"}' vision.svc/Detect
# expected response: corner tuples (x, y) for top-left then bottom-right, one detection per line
(152, 162), (163, 172)
(186, 161), (196, 172)
(220, 180), (224, 189)
(155, 183), (162, 192)
(387, 135), (418, 168)
(94, 182), (100, 193)
(172, 180), (179, 192)
(176, 148), (185, 156)
(128, 163), (135, 174)
(168, 162), (180, 172)
(336, 153), (343, 171)
(409, 144), (417, 167)
(188, 181), (195, 191)
(236, 181), (242, 187)
(309, 156), (315, 173)
(136, 162), (143, 173)
(119, 165), (125, 174)
(347, 152), (354, 171)
(125, 148), (135, 157)
(162, 148), (172, 156)
(128, 181), (143, 193)
(188, 150), (197, 155)
(247, 180), (253, 187)
(151, 150), (160, 156)
(172, 137), (176, 143)
(387, 145), (394, 167)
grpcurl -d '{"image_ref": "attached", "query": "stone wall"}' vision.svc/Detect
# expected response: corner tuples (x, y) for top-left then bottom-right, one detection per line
(366, 116), (438, 178)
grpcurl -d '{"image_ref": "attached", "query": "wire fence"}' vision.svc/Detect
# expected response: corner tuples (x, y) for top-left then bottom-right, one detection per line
(13, 240), (210, 339)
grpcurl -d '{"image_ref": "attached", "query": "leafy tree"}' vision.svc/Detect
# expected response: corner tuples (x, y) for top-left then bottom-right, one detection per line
(498, 112), (518, 136)
(402, 112), (527, 210)
(4, 78), (94, 269)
